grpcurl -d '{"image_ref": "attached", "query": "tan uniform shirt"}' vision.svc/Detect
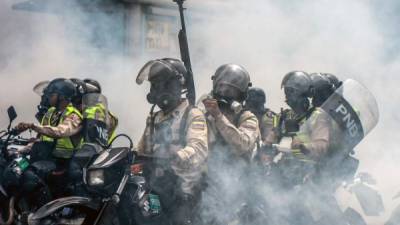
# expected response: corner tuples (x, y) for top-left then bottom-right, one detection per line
(294, 107), (330, 161)
(258, 110), (276, 144)
(263, 109), (298, 145)
(207, 110), (259, 159)
(33, 113), (82, 138)
(136, 99), (208, 195)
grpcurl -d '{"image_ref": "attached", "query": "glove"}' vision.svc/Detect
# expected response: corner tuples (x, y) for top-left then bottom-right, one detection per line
(15, 122), (34, 133)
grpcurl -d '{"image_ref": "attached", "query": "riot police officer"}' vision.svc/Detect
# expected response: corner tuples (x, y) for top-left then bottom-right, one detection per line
(279, 72), (336, 225)
(80, 78), (118, 145)
(244, 87), (277, 144)
(203, 64), (259, 159)
(200, 64), (259, 225)
(310, 73), (358, 185)
(135, 58), (208, 225)
(14, 78), (83, 206)
(16, 78), (83, 158)
(280, 71), (330, 168)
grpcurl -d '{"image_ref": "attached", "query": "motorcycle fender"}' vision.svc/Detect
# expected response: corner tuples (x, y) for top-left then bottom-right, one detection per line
(29, 196), (100, 220)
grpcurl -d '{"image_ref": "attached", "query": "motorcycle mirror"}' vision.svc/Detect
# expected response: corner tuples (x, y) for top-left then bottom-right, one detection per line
(7, 106), (17, 124)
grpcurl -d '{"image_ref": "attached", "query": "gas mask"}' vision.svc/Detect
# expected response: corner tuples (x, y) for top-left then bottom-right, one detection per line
(213, 92), (243, 114)
(35, 89), (53, 121)
(284, 87), (310, 114)
(33, 81), (52, 121)
(147, 79), (183, 112)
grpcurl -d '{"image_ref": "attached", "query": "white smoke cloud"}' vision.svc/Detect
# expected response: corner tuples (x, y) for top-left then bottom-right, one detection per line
(1, 0), (399, 224)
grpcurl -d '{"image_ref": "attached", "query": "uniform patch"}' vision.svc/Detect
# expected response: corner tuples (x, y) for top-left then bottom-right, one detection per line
(242, 124), (257, 130)
(191, 121), (205, 130)
(245, 118), (258, 125)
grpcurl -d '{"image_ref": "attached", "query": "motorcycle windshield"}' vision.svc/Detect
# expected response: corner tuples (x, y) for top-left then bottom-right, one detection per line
(33, 80), (50, 95)
(82, 93), (109, 124)
(304, 79), (379, 150)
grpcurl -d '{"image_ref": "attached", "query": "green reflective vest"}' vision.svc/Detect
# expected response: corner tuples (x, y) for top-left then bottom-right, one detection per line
(291, 109), (323, 164)
(40, 104), (83, 158)
(274, 108), (320, 164)
(108, 111), (118, 144)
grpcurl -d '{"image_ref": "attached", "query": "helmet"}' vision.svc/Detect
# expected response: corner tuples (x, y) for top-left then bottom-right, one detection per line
(212, 64), (251, 102)
(281, 71), (311, 113)
(83, 78), (102, 93)
(281, 71), (311, 96)
(161, 58), (187, 83)
(247, 87), (266, 104)
(310, 73), (335, 107)
(44, 78), (77, 101)
(245, 87), (266, 115)
(70, 78), (101, 95)
(136, 59), (185, 86)
(136, 58), (185, 112)
(321, 73), (342, 90)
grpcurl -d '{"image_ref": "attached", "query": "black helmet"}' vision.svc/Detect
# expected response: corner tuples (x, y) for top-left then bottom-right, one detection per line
(136, 58), (185, 112)
(245, 87), (266, 115)
(321, 73), (342, 90)
(310, 73), (335, 107)
(281, 71), (311, 97)
(69, 78), (85, 107)
(70, 78), (86, 95)
(212, 64), (252, 102)
(281, 71), (311, 113)
(45, 78), (77, 101)
(70, 78), (101, 97)
(83, 78), (102, 93)
(162, 58), (187, 83)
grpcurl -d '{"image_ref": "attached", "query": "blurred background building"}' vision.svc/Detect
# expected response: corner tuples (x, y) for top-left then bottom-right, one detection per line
(11, 0), (219, 57)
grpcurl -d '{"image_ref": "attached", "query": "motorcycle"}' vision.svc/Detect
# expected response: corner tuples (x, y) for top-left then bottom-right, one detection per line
(128, 155), (177, 225)
(27, 93), (143, 225)
(0, 106), (35, 225)
(27, 133), (138, 225)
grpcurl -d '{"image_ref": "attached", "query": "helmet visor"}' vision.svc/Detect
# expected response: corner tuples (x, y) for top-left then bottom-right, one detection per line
(214, 83), (242, 101)
(33, 80), (50, 96)
(136, 60), (175, 85)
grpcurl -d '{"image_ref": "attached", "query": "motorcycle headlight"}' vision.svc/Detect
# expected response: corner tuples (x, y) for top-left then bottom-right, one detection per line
(88, 169), (104, 186)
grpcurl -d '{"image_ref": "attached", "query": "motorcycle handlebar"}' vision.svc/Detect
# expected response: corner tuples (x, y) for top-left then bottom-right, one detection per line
(0, 128), (22, 139)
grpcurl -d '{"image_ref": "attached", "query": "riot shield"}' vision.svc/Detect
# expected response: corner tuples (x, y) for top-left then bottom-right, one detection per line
(316, 79), (379, 150)
(82, 93), (110, 147)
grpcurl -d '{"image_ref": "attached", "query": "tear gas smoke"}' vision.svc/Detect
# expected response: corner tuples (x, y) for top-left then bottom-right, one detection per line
(1, 0), (400, 224)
